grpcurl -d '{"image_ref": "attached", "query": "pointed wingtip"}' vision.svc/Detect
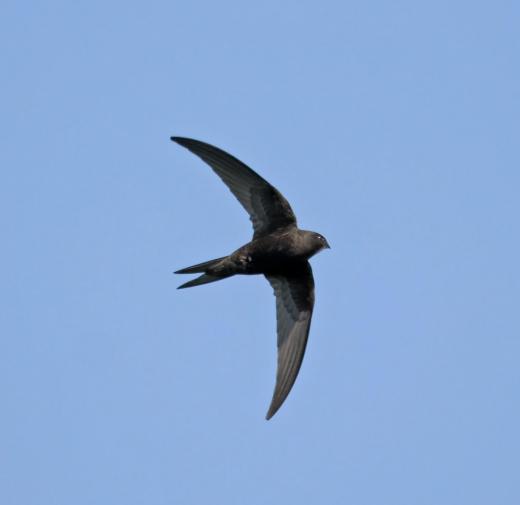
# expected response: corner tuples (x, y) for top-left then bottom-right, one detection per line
(171, 136), (192, 146)
(265, 402), (280, 420)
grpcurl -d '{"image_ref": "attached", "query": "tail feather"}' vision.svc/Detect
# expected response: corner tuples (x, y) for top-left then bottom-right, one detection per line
(175, 256), (227, 274)
(177, 273), (231, 289)
(175, 255), (232, 289)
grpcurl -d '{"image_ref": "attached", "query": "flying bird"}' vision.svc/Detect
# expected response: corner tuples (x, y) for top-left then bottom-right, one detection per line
(171, 137), (330, 419)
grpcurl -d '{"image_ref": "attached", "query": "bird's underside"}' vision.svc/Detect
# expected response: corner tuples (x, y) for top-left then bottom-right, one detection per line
(172, 137), (326, 419)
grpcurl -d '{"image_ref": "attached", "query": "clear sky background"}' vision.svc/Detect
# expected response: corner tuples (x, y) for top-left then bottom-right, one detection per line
(2, 1), (519, 504)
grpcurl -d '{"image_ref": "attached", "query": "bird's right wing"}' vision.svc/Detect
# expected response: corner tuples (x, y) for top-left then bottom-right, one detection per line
(171, 137), (297, 239)
(265, 262), (315, 419)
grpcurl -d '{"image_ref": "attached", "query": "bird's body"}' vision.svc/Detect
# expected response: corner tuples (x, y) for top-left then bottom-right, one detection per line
(208, 229), (325, 276)
(171, 137), (329, 419)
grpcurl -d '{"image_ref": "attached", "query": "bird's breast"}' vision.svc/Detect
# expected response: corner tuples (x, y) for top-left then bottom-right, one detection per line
(232, 238), (306, 275)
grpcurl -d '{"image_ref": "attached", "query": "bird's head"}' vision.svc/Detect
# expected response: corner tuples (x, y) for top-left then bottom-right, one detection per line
(314, 233), (331, 250)
(302, 231), (331, 257)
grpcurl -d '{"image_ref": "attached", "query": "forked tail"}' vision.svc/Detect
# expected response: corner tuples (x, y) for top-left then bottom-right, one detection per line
(175, 256), (231, 289)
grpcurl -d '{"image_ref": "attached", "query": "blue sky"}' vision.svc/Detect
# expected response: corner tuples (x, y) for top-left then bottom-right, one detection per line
(2, 1), (519, 503)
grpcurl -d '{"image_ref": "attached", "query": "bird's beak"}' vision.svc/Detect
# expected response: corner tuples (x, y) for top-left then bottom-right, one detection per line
(324, 240), (331, 249)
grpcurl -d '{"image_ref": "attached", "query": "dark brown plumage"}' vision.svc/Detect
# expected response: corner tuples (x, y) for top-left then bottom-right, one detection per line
(172, 137), (330, 419)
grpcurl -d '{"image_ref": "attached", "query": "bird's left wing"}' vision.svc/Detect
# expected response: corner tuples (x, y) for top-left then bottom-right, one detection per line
(171, 137), (297, 239)
(265, 262), (315, 419)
